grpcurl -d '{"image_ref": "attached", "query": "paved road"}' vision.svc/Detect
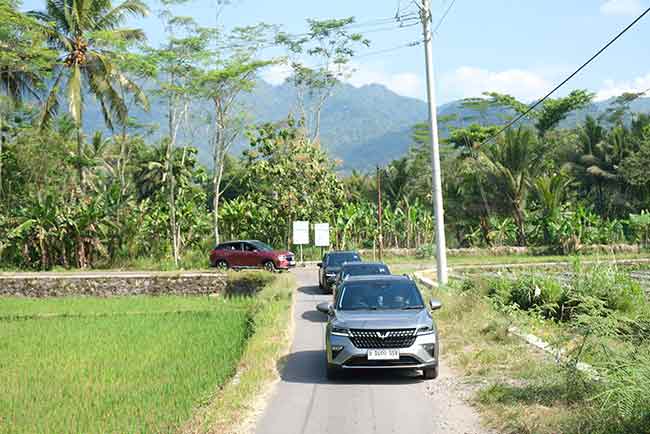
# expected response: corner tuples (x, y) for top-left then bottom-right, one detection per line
(255, 268), (490, 434)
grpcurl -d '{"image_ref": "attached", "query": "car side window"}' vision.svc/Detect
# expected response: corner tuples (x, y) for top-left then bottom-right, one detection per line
(227, 243), (240, 251)
(242, 243), (255, 252)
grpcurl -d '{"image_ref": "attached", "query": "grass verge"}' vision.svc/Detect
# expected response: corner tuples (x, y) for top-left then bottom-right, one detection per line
(180, 272), (295, 434)
(418, 267), (650, 434)
(420, 279), (592, 434)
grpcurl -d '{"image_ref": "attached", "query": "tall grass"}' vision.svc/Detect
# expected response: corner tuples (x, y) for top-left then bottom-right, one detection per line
(446, 263), (650, 434)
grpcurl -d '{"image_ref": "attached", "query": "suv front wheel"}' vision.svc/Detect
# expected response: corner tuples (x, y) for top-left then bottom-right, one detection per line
(422, 365), (439, 380)
(326, 363), (341, 380)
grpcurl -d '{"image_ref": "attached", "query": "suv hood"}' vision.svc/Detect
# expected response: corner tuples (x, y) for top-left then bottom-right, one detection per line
(335, 309), (431, 330)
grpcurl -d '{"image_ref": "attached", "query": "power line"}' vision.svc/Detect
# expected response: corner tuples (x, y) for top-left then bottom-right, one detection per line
(211, 17), (420, 53)
(351, 40), (422, 60)
(432, 0), (458, 36)
(479, 5), (650, 147)
(278, 40), (423, 72)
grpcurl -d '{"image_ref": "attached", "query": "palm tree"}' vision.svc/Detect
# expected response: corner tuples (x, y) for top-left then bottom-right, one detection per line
(30, 0), (149, 186)
(533, 173), (571, 244)
(480, 126), (542, 246)
(568, 117), (633, 218)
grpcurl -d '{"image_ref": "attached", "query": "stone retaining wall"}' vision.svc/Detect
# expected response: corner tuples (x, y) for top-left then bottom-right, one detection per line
(0, 272), (227, 297)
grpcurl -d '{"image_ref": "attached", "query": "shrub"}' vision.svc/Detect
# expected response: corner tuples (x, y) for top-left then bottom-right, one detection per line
(485, 263), (645, 323)
(568, 263), (644, 316)
(509, 274), (563, 313)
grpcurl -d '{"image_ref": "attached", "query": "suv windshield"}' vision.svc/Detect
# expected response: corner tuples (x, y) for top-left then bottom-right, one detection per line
(343, 264), (390, 278)
(327, 252), (360, 266)
(249, 241), (273, 251)
(337, 280), (424, 311)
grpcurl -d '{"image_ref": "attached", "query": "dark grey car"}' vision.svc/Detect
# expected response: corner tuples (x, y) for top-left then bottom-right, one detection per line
(317, 251), (361, 293)
(317, 275), (441, 380)
(332, 262), (391, 296)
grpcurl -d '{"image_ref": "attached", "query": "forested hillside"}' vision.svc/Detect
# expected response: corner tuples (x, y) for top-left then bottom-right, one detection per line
(82, 78), (650, 171)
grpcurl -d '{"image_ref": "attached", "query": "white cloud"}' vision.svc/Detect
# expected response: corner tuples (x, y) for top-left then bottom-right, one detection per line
(600, 0), (643, 16)
(441, 66), (551, 102)
(260, 63), (292, 86)
(344, 63), (425, 99)
(595, 73), (650, 101)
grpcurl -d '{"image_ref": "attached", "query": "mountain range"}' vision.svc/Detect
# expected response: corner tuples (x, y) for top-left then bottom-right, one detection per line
(83, 80), (650, 172)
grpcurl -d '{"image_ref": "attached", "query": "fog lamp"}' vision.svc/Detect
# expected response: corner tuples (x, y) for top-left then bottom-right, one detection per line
(422, 343), (435, 357)
(331, 345), (344, 358)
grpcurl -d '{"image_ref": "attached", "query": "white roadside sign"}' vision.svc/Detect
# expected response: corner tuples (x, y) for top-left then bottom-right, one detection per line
(314, 223), (330, 247)
(292, 221), (309, 245)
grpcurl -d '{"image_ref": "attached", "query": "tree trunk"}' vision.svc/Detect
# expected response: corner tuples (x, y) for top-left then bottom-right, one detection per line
(212, 163), (225, 246)
(76, 126), (84, 187)
(0, 122), (4, 199)
(119, 126), (127, 196)
(313, 108), (322, 141)
(513, 199), (527, 246)
(167, 92), (180, 267)
(212, 100), (225, 246)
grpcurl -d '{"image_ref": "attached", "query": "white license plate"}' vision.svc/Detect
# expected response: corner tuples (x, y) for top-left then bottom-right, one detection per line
(367, 349), (400, 360)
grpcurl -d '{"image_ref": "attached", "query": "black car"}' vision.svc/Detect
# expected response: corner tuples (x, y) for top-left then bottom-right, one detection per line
(318, 251), (362, 293)
(332, 262), (391, 296)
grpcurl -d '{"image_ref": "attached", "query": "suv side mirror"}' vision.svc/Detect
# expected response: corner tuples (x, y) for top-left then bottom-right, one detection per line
(317, 262), (322, 267)
(429, 299), (442, 311)
(316, 302), (333, 315)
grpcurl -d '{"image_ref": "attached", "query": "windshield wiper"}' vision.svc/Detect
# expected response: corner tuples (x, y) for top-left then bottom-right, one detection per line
(401, 305), (425, 310)
(344, 306), (377, 311)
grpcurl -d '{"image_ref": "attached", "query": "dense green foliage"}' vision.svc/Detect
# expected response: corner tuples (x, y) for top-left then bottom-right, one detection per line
(357, 93), (650, 251)
(1, 0), (650, 271)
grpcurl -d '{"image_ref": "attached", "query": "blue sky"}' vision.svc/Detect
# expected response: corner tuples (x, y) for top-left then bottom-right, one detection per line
(22, 0), (650, 103)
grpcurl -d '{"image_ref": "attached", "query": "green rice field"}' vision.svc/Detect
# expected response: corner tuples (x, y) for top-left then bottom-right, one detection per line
(0, 296), (254, 433)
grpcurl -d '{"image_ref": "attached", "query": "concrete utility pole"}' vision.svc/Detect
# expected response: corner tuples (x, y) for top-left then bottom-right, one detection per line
(419, 0), (448, 284)
(377, 166), (383, 261)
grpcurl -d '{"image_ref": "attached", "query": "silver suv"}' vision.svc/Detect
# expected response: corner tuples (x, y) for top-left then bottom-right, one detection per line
(317, 275), (441, 380)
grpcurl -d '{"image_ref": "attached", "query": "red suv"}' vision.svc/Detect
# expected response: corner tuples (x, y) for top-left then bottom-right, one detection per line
(210, 240), (296, 272)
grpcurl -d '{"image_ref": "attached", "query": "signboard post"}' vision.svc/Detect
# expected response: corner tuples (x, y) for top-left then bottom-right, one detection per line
(292, 221), (309, 263)
(314, 223), (330, 259)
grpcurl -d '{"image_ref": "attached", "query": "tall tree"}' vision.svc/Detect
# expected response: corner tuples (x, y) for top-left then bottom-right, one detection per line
(485, 89), (594, 137)
(480, 126), (542, 245)
(0, 0), (55, 198)
(30, 0), (150, 186)
(145, 11), (212, 266)
(193, 24), (275, 245)
(276, 18), (369, 140)
(242, 119), (345, 247)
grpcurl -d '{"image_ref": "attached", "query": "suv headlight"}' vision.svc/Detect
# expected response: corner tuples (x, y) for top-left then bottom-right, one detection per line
(416, 326), (435, 335)
(277, 255), (286, 261)
(331, 326), (349, 337)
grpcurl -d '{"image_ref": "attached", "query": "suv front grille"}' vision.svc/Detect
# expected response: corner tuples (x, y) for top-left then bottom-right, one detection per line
(349, 329), (416, 349)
